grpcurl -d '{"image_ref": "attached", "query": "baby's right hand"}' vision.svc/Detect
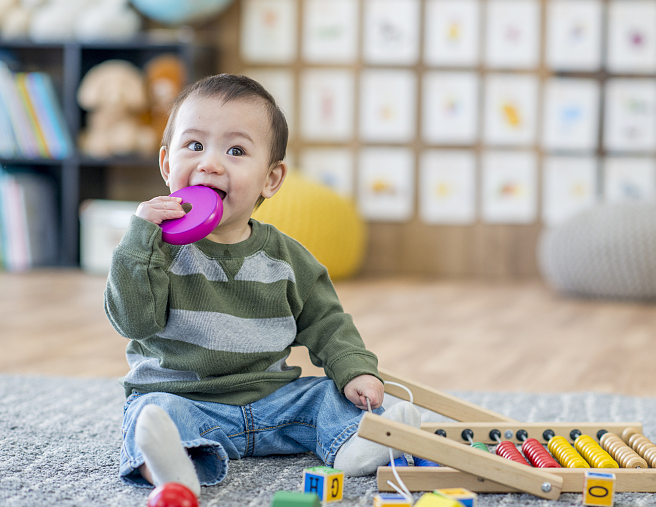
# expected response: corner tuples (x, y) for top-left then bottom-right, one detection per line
(136, 196), (186, 225)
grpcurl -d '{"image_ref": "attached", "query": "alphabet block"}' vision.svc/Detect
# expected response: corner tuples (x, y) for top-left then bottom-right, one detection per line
(373, 493), (413, 506)
(271, 491), (321, 507)
(435, 488), (477, 507)
(414, 492), (464, 507)
(583, 471), (616, 507)
(302, 466), (344, 503)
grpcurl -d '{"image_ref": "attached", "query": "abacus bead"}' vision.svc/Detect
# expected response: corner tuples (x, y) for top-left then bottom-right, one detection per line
(623, 427), (641, 444)
(624, 454), (649, 468)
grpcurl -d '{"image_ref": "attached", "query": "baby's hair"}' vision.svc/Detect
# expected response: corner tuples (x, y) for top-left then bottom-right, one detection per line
(162, 73), (288, 170)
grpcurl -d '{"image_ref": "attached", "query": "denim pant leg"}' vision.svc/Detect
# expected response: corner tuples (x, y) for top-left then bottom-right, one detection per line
(120, 391), (244, 487)
(247, 376), (384, 466)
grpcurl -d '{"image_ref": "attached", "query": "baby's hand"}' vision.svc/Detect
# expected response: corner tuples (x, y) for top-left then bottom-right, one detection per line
(344, 374), (385, 410)
(136, 196), (186, 225)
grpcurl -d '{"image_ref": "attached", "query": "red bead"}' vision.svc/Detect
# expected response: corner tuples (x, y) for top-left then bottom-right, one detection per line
(147, 483), (198, 507)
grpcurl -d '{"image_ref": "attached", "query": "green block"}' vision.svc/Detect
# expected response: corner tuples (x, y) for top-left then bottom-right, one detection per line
(271, 491), (322, 507)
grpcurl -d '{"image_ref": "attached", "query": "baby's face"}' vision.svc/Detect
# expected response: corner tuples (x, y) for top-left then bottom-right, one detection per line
(160, 95), (275, 240)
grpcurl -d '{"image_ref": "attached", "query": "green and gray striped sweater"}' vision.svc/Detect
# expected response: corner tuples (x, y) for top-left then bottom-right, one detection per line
(105, 216), (380, 405)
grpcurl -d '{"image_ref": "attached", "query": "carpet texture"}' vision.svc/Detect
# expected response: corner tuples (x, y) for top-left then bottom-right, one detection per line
(2, 374), (656, 506)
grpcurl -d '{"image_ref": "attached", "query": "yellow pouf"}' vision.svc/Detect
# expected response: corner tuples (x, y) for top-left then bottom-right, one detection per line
(252, 172), (366, 280)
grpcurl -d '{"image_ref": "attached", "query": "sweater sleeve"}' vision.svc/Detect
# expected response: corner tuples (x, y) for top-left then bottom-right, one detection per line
(293, 268), (383, 393)
(104, 215), (173, 340)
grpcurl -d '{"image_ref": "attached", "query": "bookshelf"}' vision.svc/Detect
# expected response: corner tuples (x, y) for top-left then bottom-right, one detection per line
(0, 38), (217, 267)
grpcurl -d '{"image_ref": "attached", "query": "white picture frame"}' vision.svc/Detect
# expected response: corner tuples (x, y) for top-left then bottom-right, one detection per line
(542, 78), (600, 153)
(419, 150), (477, 224)
(243, 69), (296, 136)
(484, 0), (541, 70)
(607, 0), (656, 75)
(359, 69), (416, 143)
(424, 0), (481, 68)
(300, 69), (355, 142)
(604, 157), (656, 203)
(545, 0), (603, 72)
(422, 71), (479, 145)
(300, 148), (354, 197)
(241, 0), (298, 64)
(481, 150), (537, 223)
(302, 0), (359, 64)
(603, 79), (656, 153)
(358, 147), (415, 222)
(362, 0), (421, 65)
(542, 156), (598, 227)
(483, 74), (539, 147)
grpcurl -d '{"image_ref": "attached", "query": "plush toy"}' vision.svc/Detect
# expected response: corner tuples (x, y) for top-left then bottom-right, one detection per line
(74, 0), (140, 42)
(77, 59), (157, 158)
(1, 0), (42, 40)
(28, 0), (88, 42)
(144, 54), (187, 142)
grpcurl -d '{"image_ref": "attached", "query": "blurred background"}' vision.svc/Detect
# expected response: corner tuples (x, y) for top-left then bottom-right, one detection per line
(2, 0), (656, 395)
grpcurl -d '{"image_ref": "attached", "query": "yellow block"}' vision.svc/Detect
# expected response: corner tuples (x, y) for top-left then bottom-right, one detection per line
(435, 488), (477, 507)
(414, 492), (463, 507)
(582, 471), (616, 507)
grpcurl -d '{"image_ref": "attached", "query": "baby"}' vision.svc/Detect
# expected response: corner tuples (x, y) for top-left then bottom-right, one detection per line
(104, 73), (420, 496)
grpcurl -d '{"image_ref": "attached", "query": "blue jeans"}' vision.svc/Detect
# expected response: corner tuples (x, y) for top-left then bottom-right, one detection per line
(120, 376), (384, 487)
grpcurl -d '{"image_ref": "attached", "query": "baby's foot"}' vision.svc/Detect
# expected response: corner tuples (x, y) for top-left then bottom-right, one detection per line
(333, 401), (421, 476)
(135, 404), (201, 497)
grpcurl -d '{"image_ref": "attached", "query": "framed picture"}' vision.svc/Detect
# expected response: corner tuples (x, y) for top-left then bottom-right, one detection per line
(422, 71), (479, 145)
(542, 156), (598, 227)
(300, 69), (354, 142)
(545, 0), (603, 72)
(363, 0), (421, 65)
(483, 74), (539, 147)
(607, 0), (656, 75)
(300, 148), (354, 197)
(424, 0), (481, 68)
(484, 0), (541, 69)
(603, 79), (656, 153)
(359, 69), (416, 143)
(604, 157), (656, 203)
(302, 0), (359, 63)
(243, 69), (295, 136)
(419, 150), (477, 224)
(542, 78), (600, 153)
(481, 150), (537, 223)
(357, 147), (415, 221)
(241, 0), (298, 64)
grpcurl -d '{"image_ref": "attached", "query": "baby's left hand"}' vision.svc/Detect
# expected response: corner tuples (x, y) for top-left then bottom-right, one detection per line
(344, 374), (385, 410)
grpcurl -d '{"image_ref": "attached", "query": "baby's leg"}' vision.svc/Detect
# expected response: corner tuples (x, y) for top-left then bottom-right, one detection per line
(135, 404), (201, 496)
(333, 401), (421, 476)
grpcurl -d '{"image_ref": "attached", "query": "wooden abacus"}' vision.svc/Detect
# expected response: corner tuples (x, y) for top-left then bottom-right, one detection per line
(365, 371), (656, 500)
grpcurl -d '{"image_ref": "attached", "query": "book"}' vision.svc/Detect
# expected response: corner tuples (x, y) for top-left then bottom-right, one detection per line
(15, 72), (50, 158)
(0, 63), (39, 158)
(28, 72), (73, 159)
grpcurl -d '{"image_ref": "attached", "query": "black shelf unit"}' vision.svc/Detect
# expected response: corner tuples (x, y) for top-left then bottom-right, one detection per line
(0, 37), (216, 267)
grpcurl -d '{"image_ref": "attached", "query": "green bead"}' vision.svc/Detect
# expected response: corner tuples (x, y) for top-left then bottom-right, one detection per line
(470, 441), (490, 453)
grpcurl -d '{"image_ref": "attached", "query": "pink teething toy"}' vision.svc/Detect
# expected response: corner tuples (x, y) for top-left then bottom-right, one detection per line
(160, 186), (223, 245)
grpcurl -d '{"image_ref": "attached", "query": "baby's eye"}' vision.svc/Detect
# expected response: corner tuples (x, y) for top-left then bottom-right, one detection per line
(186, 141), (203, 151)
(227, 146), (244, 156)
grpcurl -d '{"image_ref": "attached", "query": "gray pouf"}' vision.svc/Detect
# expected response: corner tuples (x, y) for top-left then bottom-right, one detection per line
(538, 202), (656, 300)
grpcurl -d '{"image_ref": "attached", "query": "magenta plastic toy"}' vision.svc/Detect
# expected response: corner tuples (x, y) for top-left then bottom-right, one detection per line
(160, 186), (223, 245)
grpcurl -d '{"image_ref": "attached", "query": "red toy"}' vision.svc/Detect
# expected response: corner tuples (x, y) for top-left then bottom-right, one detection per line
(147, 483), (198, 507)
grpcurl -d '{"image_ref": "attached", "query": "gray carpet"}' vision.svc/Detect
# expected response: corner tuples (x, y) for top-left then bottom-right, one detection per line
(2, 375), (656, 507)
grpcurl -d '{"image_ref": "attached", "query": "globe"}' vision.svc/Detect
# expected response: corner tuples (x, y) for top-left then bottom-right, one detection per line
(131, 0), (235, 25)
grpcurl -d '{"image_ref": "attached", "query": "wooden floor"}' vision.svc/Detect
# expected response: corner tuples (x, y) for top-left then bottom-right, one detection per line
(2, 270), (656, 396)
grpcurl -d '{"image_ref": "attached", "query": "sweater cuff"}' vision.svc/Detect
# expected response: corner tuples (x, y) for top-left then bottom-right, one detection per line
(118, 215), (166, 257)
(327, 351), (383, 393)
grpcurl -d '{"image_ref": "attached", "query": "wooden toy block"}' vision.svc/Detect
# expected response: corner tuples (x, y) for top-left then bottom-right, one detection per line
(372, 493), (413, 506)
(435, 488), (477, 507)
(271, 491), (321, 507)
(414, 492), (463, 507)
(303, 466), (344, 503)
(583, 472), (616, 507)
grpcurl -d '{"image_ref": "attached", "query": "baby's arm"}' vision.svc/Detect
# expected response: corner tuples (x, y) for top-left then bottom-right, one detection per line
(344, 374), (385, 410)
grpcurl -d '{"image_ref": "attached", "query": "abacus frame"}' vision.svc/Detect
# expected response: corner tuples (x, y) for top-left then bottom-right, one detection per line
(369, 370), (656, 498)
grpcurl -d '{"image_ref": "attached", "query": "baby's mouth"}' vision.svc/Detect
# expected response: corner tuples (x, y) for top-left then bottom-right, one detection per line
(215, 189), (226, 200)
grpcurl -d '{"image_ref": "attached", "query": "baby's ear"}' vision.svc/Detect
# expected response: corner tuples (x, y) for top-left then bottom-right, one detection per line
(261, 161), (287, 199)
(159, 146), (170, 186)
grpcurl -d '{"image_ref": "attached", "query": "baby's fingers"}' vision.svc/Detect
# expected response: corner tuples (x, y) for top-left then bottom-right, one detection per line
(136, 196), (185, 224)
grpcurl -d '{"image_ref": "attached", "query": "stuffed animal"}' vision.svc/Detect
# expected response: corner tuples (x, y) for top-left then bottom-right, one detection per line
(77, 59), (157, 158)
(28, 0), (87, 42)
(144, 54), (187, 142)
(74, 0), (140, 42)
(1, 0), (42, 40)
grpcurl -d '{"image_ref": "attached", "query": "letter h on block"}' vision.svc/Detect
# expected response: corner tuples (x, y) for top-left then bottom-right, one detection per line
(303, 466), (344, 503)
